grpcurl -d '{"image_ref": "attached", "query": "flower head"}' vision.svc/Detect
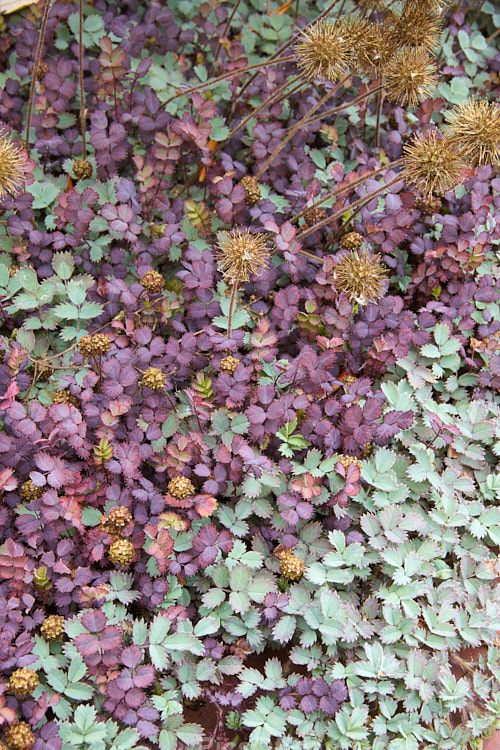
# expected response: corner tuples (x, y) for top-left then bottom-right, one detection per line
(109, 539), (134, 567)
(333, 248), (388, 305)
(3, 722), (35, 750)
(0, 130), (27, 201)
(9, 668), (39, 696)
(278, 549), (306, 581)
(140, 367), (167, 391)
(383, 48), (438, 106)
(402, 130), (466, 197)
(444, 98), (500, 167)
(78, 333), (112, 358)
(41, 615), (65, 642)
(295, 21), (348, 82)
(168, 476), (195, 501)
(215, 229), (270, 284)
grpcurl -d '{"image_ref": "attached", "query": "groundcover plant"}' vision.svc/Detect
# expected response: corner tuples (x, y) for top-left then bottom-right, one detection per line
(0, 0), (500, 748)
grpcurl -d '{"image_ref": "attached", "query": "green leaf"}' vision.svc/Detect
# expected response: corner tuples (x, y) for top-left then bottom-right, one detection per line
(67, 656), (87, 683)
(67, 280), (87, 305)
(149, 615), (171, 644)
(163, 632), (204, 656)
(65, 682), (94, 700)
(193, 617), (219, 637)
(46, 669), (67, 693)
(52, 252), (75, 280)
(79, 302), (104, 319)
(53, 303), (79, 320)
(175, 724), (204, 746)
(210, 116), (230, 141)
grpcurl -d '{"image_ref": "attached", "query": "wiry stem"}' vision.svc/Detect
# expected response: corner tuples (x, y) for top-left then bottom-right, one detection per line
(25, 0), (53, 153)
(161, 55), (296, 108)
(297, 173), (403, 240)
(226, 282), (239, 340)
(226, 0), (341, 119)
(375, 90), (385, 148)
(293, 83), (384, 130)
(78, 0), (86, 159)
(291, 158), (405, 223)
(255, 78), (350, 179)
(209, 0), (244, 78)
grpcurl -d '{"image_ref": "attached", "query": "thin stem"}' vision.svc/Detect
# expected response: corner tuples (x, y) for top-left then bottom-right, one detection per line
(375, 90), (385, 149)
(226, 282), (239, 340)
(291, 158), (404, 223)
(161, 55), (296, 107)
(297, 174), (403, 240)
(486, 26), (500, 43)
(255, 81), (349, 179)
(227, 0), (341, 118)
(334, 0), (347, 20)
(294, 83), (384, 130)
(25, 0), (53, 153)
(78, 0), (86, 159)
(209, 0), (244, 77)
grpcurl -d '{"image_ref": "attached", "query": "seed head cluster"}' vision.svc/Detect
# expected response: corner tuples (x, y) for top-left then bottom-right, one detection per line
(20, 479), (43, 502)
(140, 367), (167, 391)
(108, 539), (135, 567)
(101, 506), (133, 539)
(0, 131), (27, 201)
(445, 98), (500, 167)
(295, 21), (347, 82)
(3, 722), (35, 750)
(40, 615), (65, 641)
(9, 668), (39, 696)
(78, 333), (112, 358)
(219, 355), (240, 375)
(73, 158), (93, 181)
(168, 476), (195, 501)
(402, 130), (466, 197)
(240, 175), (261, 206)
(333, 248), (388, 306)
(278, 550), (306, 581)
(215, 229), (270, 284)
(340, 232), (364, 251)
(141, 270), (163, 293)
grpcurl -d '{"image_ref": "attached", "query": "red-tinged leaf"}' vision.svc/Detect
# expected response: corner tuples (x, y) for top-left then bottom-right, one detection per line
(0, 468), (17, 493)
(74, 632), (100, 656)
(82, 609), (107, 632)
(194, 494), (218, 517)
(100, 625), (123, 651)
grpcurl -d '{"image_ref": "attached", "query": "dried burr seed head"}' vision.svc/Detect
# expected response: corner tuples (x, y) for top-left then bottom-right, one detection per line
(278, 550), (306, 581)
(385, 5), (442, 55)
(9, 668), (39, 696)
(101, 506), (133, 539)
(444, 98), (500, 167)
(0, 131), (27, 201)
(109, 539), (135, 567)
(35, 61), (50, 80)
(52, 389), (79, 407)
(140, 367), (167, 391)
(333, 248), (388, 306)
(40, 615), (65, 641)
(168, 476), (195, 500)
(338, 16), (391, 77)
(294, 20), (348, 82)
(354, 0), (386, 10)
(340, 232), (364, 251)
(73, 159), (93, 181)
(383, 48), (438, 107)
(141, 270), (163, 293)
(219, 355), (240, 375)
(402, 130), (466, 197)
(3, 722), (35, 750)
(414, 194), (442, 214)
(78, 333), (112, 358)
(337, 454), (362, 471)
(240, 176), (261, 206)
(215, 229), (270, 284)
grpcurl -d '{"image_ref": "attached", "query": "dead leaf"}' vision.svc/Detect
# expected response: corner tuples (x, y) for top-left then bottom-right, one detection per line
(0, 0), (36, 14)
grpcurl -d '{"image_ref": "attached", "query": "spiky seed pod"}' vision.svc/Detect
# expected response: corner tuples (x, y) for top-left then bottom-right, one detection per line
(402, 130), (466, 197)
(140, 367), (167, 391)
(102, 506), (133, 539)
(20, 480), (43, 502)
(240, 176), (261, 206)
(336, 454), (362, 470)
(141, 270), (163, 294)
(385, 5), (442, 54)
(78, 333), (112, 358)
(33, 566), (51, 592)
(383, 48), (438, 107)
(219, 355), (240, 375)
(73, 159), (93, 181)
(3, 722), (35, 750)
(295, 21), (348, 82)
(0, 131), (27, 201)
(35, 61), (50, 80)
(414, 194), (441, 214)
(94, 438), (114, 466)
(40, 615), (65, 641)
(278, 550), (306, 581)
(168, 476), (195, 500)
(444, 98), (500, 167)
(215, 229), (270, 284)
(52, 390), (79, 407)
(354, 0), (386, 10)
(333, 248), (388, 306)
(340, 232), (364, 251)
(109, 539), (135, 567)
(9, 668), (39, 697)
(338, 15), (389, 77)
(303, 206), (327, 227)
